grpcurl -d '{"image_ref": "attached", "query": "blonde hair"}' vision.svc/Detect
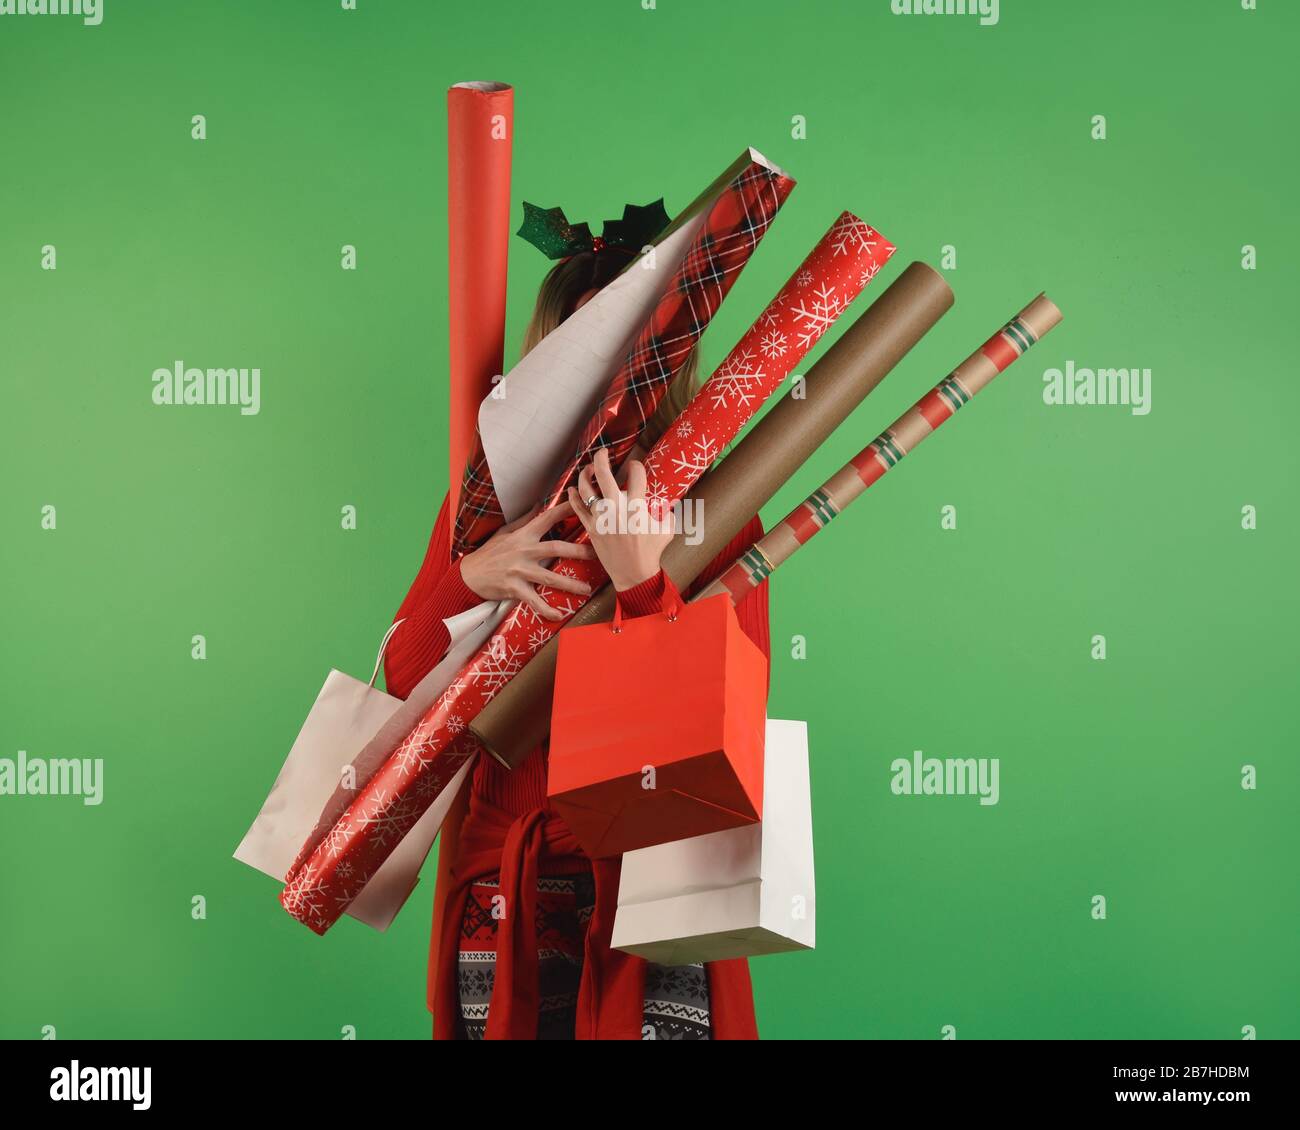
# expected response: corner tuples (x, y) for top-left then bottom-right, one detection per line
(521, 251), (700, 450)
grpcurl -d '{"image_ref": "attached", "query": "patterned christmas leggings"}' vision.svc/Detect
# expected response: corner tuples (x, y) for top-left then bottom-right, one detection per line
(458, 873), (711, 1040)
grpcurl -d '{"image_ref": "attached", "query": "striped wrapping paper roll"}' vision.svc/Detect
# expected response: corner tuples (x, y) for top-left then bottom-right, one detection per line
(280, 214), (892, 935)
(696, 293), (1062, 603)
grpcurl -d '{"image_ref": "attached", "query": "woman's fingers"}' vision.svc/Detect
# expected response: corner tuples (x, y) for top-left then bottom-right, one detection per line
(624, 458), (647, 502)
(525, 566), (593, 595)
(577, 465), (601, 509)
(567, 487), (595, 534)
(513, 581), (565, 622)
(525, 499), (575, 534)
(614, 443), (644, 487)
(593, 447), (621, 500)
(535, 536), (596, 560)
(501, 504), (542, 533)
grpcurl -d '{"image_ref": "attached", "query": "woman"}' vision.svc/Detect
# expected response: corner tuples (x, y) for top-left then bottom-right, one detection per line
(384, 229), (769, 1040)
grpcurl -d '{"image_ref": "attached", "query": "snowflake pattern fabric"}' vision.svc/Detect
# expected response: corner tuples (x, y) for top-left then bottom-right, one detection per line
(457, 872), (711, 1040)
(457, 874), (594, 1041)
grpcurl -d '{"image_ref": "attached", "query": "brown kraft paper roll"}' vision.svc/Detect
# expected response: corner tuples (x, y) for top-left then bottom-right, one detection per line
(471, 261), (954, 767)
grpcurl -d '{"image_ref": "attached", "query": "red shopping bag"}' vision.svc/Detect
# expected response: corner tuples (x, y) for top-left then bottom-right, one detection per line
(547, 575), (767, 859)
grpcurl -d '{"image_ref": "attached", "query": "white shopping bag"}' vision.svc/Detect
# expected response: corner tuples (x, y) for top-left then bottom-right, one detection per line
(611, 717), (815, 965)
(234, 601), (506, 930)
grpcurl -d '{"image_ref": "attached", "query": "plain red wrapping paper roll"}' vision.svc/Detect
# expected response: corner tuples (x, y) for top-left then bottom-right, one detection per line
(447, 81), (513, 526)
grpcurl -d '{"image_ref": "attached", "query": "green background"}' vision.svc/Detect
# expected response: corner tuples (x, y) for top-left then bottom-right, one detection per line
(1, 0), (1295, 1040)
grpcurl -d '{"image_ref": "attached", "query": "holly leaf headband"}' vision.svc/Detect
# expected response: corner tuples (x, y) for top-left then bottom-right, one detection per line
(516, 198), (671, 260)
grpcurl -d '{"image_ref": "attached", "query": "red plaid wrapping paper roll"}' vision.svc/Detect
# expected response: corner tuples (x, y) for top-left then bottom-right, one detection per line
(281, 212), (894, 934)
(451, 157), (795, 557)
(696, 294), (1064, 604)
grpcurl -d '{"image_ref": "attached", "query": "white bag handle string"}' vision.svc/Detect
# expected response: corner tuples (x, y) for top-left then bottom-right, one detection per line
(369, 619), (406, 689)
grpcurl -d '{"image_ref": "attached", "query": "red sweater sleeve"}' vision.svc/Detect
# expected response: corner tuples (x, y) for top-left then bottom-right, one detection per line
(384, 494), (484, 700)
(614, 571), (667, 615)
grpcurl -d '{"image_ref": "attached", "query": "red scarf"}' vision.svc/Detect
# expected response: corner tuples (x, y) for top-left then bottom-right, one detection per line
(429, 785), (759, 1040)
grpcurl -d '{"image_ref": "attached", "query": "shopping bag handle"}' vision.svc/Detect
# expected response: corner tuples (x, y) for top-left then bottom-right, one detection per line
(610, 573), (683, 634)
(369, 618), (406, 688)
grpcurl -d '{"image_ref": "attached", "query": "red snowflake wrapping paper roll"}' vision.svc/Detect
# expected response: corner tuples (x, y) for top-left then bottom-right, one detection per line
(280, 212), (894, 934)
(642, 212), (894, 515)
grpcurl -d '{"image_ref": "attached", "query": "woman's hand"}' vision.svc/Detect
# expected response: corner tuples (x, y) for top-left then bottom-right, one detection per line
(568, 447), (673, 591)
(460, 502), (596, 622)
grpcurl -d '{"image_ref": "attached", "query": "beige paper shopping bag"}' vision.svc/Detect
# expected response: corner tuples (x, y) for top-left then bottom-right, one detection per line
(611, 717), (815, 965)
(234, 610), (493, 931)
